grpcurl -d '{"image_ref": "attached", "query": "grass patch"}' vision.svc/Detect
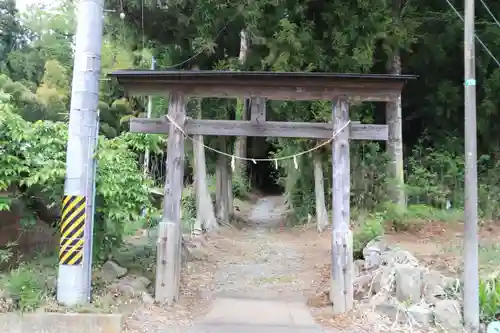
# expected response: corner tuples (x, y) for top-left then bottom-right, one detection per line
(443, 241), (500, 276)
(381, 202), (463, 231)
(352, 203), (464, 259)
(0, 229), (158, 313)
(479, 243), (500, 274)
(0, 251), (57, 312)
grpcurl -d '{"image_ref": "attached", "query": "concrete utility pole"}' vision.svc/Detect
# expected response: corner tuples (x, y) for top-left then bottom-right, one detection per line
(57, 0), (104, 306)
(143, 56), (156, 175)
(463, 0), (480, 331)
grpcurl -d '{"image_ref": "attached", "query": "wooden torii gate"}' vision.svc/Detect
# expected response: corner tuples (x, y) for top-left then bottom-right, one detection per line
(109, 70), (415, 313)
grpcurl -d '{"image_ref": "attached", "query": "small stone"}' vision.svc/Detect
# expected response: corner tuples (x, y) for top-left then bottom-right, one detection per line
(375, 296), (405, 322)
(0, 289), (8, 299)
(135, 276), (152, 288)
(112, 275), (151, 297)
(101, 260), (127, 282)
(434, 299), (463, 333)
(422, 270), (456, 303)
(354, 260), (365, 276)
(141, 291), (155, 304)
(354, 274), (372, 299)
(407, 304), (432, 326)
(382, 249), (419, 267)
(364, 252), (382, 270)
(372, 266), (394, 294)
(394, 265), (423, 304)
(363, 238), (390, 270)
(364, 238), (391, 255)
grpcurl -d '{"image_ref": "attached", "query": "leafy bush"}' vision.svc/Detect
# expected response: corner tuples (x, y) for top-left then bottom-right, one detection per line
(406, 144), (500, 220)
(232, 172), (250, 199)
(479, 277), (500, 323)
(0, 100), (165, 260)
(181, 185), (197, 232)
(0, 243), (15, 267)
(352, 213), (384, 259)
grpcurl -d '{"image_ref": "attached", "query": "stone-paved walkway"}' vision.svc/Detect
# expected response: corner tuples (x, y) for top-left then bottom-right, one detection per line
(187, 297), (325, 332)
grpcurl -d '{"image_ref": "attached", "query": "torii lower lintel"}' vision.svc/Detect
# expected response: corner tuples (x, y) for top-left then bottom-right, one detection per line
(130, 118), (389, 141)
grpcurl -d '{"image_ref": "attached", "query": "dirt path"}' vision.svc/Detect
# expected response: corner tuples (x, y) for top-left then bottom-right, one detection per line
(210, 196), (313, 301)
(123, 195), (327, 332)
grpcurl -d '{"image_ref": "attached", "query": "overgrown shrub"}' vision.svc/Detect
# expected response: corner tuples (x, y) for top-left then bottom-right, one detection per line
(406, 143), (500, 220)
(280, 141), (389, 224)
(181, 185), (197, 232)
(232, 172), (250, 199)
(0, 243), (15, 267)
(0, 100), (164, 260)
(352, 213), (384, 259)
(279, 134), (500, 228)
(479, 277), (500, 323)
(180, 171), (248, 231)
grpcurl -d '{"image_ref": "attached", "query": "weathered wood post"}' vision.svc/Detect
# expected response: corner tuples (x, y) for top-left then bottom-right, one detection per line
(155, 92), (186, 304)
(330, 97), (354, 314)
(250, 96), (266, 124)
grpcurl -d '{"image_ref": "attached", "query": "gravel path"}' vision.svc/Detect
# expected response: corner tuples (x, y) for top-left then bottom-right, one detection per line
(124, 196), (318, 332)
(212, 196), (310, 301)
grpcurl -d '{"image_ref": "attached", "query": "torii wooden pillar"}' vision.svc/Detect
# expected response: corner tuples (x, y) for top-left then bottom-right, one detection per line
(110, 70), (415, 312)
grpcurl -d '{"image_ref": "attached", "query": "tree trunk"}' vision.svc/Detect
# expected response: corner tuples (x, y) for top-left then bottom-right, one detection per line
(216, 139), (230, 224)
(386, 0), (406, 208)
(192, 97), (217, 233)
(234, 30), (249, 179)
(227, 172), (234, 219)
(193, 134), (218, 232)
(313, 152), (329, 232)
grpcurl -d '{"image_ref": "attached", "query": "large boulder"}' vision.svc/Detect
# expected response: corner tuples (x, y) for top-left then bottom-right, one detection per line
(421, 269), (457, 304)
(110, 275), (151, 298)
(434, 299), (463, 333)
(381, 249), (419, 267)
(394, 265), (423, 304)
(100, 260), (127, 282)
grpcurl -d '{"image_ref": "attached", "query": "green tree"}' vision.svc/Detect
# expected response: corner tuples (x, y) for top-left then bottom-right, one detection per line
(35, 59), (70, 120)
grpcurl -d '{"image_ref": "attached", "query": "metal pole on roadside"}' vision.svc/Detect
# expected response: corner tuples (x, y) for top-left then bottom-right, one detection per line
(56, 0), (104, 306)
(463, 0), (480, 331)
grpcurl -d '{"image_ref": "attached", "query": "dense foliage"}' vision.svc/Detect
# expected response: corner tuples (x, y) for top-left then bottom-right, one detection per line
(0, 95), (164, 259)
(2, 0), (500, 259)
(102, 0), (500, 220)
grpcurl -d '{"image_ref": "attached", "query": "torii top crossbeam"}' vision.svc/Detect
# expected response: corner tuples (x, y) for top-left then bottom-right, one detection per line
(109, 70), (416, 101)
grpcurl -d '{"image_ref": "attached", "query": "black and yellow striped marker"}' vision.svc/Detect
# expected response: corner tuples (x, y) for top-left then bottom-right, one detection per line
(59, 195), (86, 265)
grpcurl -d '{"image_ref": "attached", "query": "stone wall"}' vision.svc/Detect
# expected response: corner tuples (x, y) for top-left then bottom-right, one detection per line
(356, 237), (464, 332)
